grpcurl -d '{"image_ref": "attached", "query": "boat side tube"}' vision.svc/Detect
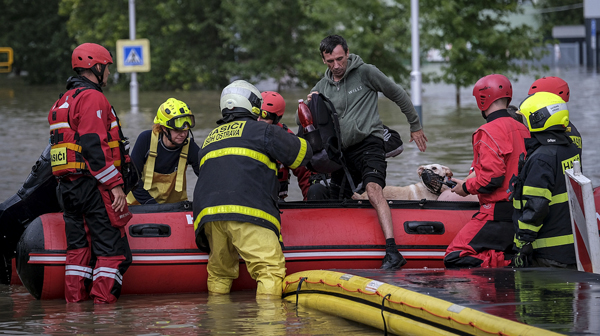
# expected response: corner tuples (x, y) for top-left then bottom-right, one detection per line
(15, 217), (46, 299)
(0, 145), (59, 284)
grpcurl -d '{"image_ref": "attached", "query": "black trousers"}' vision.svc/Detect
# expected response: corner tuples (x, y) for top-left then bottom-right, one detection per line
(330, 135), (387, 199)
(58, 176), (131, 263)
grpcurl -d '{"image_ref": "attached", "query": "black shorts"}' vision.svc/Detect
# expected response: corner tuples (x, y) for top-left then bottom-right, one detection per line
(330, 135), (387, 199)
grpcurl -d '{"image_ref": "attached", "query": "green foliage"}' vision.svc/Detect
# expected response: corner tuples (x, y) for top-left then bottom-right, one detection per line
(301, 0), (413, 87)
(59, 0), (234, 90)
(219, 0), (413, 89)
(0, 0), (75, 84)
(220, 0), (320, 88)
(421, 0), (548, 104)
(2, 0), (548, 93)
(534, 0), (584, 39)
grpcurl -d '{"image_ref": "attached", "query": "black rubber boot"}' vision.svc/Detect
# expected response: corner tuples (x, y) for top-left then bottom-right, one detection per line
(380, 250), (407, 270)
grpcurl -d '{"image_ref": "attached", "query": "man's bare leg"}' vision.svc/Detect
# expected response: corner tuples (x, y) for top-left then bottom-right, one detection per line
(366, 182), (407, 270)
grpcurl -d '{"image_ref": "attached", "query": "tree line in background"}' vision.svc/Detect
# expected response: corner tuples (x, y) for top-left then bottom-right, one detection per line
(0, 0), (583, 96)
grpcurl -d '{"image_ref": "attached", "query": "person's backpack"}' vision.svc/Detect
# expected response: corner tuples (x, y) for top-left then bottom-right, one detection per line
(298, 93), (404, 170)
(297, 93), (344, 174)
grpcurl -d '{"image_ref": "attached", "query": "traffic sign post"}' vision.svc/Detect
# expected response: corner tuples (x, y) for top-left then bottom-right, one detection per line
(116, 0), (151, 113)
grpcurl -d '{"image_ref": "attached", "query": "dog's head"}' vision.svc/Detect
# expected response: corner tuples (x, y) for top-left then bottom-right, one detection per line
(417, 164), (453, 195)
(417, 164), (453, 178)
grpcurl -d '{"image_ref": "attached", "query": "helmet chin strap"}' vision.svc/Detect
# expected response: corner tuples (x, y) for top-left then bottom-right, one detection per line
(163, 128), (188, 148)
(90, 64), (107, 86)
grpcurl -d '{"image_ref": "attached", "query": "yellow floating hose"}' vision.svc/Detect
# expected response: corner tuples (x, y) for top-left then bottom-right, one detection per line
(283, 270), (563, 336)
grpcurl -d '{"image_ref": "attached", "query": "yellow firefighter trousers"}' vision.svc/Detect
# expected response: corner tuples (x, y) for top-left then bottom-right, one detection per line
(204, 220), (286, 296)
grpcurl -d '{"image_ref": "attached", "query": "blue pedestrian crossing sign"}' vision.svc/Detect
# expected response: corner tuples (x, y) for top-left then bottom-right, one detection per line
(124, 46), (143, 65)
(116, 39), (151, 73)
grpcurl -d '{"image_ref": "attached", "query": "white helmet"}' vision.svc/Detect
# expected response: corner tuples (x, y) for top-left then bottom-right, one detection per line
(220, 80), (263, 119)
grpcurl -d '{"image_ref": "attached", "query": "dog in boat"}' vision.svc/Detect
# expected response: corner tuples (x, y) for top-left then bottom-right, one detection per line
(353, 164), (455, 201)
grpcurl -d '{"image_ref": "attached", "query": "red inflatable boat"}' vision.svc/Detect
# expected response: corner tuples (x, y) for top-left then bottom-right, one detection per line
(16, 200), (480, 299)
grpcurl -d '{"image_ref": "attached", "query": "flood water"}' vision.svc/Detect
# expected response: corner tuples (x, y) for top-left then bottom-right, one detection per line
(349, 267), (600, 335)
(1, 66), (600, 334)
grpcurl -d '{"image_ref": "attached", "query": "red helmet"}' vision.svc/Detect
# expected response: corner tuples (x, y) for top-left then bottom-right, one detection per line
(472, 74), (512, 111)
(72, 43), (113, 70)
(528, 76), (570, 102)
(260, 91), (286, 123)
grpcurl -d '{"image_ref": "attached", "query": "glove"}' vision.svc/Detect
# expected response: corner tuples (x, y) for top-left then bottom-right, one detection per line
(512, 241), (533, 268)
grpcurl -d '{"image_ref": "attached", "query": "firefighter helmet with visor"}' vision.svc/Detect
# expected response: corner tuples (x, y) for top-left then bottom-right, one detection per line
(154, 98), (195, 130)
(220, 80), (263, 119)
(518, 92), (569, 133)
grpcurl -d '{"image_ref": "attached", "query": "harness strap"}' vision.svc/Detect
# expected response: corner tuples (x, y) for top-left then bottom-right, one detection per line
(175, 141), (190, 192)
(109, 140), (122, 166)
(144, 131), (189, 192)
(72, 87), (92, 99)
(143, 132), (159, 190)
(52, 162), (86, 172)
(322, 94), (358, 193)
(51, 142), (82, 153)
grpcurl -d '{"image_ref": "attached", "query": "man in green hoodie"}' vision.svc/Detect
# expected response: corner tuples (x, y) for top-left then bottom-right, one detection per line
(306, 35), (427, 270)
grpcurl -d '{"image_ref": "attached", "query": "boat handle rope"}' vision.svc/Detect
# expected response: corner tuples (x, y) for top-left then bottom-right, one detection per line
(295, 277), (308, 307)
(381, 293), (391, 336)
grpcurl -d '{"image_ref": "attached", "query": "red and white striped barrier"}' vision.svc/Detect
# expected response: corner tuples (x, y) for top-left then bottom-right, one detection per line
(566, 161), (600, 273)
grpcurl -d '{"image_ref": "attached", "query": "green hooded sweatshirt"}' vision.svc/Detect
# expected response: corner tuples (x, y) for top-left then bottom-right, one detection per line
(311, 54), (421, 149)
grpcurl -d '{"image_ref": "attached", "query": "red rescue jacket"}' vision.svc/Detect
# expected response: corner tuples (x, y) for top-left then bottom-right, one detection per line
(48, 77), (125, 190)
(465, 109), (530, 214)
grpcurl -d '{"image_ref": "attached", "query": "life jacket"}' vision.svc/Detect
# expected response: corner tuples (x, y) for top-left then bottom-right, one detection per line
(48, 87), (93, 176)
(48, 86), (136, 193)
(126, 131), (189, 205)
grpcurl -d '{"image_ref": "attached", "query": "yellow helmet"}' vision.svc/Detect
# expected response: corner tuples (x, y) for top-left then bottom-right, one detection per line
(154, 98), (195, 130)
(518, 92), (569, 132)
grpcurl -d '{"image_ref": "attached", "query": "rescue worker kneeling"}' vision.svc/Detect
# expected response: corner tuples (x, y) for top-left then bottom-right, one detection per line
(127, 98), (200, 205)
(511, 92), (580, 269)
(193, 80), (312, 297)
